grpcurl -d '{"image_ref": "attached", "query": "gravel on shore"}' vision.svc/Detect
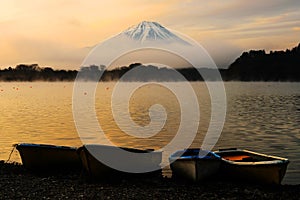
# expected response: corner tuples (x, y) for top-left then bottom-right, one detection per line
(0, 161), (299, 200)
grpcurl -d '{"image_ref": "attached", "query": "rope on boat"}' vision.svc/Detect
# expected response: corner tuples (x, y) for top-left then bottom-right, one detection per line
(6, 144), (17, 163)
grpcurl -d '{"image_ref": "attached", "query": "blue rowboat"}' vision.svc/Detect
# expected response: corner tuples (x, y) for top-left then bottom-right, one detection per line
(169, 148), (221, 182)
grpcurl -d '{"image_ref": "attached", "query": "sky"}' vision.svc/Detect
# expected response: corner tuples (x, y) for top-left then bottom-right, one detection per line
(1, 0), (300, 69)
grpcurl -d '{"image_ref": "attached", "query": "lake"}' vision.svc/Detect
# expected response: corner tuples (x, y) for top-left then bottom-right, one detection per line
(0, 82), (299, 184)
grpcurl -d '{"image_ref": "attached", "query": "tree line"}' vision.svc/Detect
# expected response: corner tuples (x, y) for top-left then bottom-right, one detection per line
(225, 43), (300, 81)
(0, 43), (299, 82)
(0, 63), (227, 82)
(0, 64), (77, 81)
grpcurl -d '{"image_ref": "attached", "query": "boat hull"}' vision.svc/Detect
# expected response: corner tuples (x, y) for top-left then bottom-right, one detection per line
(220, 161), (288, 184)
(170, 159), (221, 182)
(16, 143), (81, 171)
(215, 149), (289, 184)
(169, 149), (221, 182)
(78, 145), (162, 180)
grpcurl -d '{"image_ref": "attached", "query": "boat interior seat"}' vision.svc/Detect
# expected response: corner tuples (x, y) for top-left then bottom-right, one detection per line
(223, 155), (256, 162)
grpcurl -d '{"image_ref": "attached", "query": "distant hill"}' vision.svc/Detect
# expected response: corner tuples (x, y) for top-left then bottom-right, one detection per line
(225, 43), (300, 81)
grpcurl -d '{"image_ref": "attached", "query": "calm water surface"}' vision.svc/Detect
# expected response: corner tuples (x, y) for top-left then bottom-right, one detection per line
(0, 82), (299, 184)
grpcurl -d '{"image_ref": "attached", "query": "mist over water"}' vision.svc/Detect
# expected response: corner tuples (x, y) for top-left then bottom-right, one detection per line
(0, 82), (299, 184)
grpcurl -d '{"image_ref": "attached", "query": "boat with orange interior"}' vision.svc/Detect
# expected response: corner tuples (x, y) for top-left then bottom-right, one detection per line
(214, 148), (289, 184)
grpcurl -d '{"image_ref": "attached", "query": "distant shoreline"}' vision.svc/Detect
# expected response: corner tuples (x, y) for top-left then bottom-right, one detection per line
(1, 43), (299, 82)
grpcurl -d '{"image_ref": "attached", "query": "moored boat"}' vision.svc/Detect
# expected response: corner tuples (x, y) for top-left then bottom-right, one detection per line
(15, 143), (82, 171)
(214, 148), (289, 184)
(77, 144), (162, 180)
(169, 148), (221, 182)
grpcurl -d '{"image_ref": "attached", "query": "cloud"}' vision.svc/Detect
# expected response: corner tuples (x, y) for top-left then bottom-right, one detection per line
(160, 1), (300, 50)
(161, 0), (300, 30)
(1, 0), (300, 68)
(0, 36), (88, 69)
(293, 27), (300, 31)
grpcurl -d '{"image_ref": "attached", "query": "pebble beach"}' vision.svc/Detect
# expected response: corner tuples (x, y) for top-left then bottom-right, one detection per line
(1, 161), (299, 200)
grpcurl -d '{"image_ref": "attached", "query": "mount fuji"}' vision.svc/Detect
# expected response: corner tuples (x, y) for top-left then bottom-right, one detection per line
(83, 21), (216, 69)
(120, 21), (190, 45)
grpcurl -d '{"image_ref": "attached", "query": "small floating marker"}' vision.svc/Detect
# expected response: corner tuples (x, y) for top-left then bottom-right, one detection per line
(29, 86), (32, 88)
(16, 88), (19, 90)
(106, 87), (109, 90)
(84, 92), (87, 95)
(0, 89), (3, 92)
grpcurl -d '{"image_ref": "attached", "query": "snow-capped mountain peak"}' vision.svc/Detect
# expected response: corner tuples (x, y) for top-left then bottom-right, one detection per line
(122, 21), (189, 44)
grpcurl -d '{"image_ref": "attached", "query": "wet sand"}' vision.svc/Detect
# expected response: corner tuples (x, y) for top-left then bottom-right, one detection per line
(0, 161), (299, 199)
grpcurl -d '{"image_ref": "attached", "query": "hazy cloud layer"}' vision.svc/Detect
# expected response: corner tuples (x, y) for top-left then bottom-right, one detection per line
(0, 0), (299, 69)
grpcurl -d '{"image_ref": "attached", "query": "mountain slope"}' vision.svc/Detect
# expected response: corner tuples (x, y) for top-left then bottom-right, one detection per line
(121, 21), (190, 44)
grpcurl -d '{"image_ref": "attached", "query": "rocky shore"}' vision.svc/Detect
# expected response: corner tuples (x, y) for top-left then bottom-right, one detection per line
(0, 161), (299, 199)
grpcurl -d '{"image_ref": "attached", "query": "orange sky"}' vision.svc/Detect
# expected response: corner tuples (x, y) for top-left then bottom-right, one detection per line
(1, 0), (300, 69)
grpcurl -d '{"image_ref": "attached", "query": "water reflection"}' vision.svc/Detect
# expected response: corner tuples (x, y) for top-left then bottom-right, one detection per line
(0, 82), (299, 184)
